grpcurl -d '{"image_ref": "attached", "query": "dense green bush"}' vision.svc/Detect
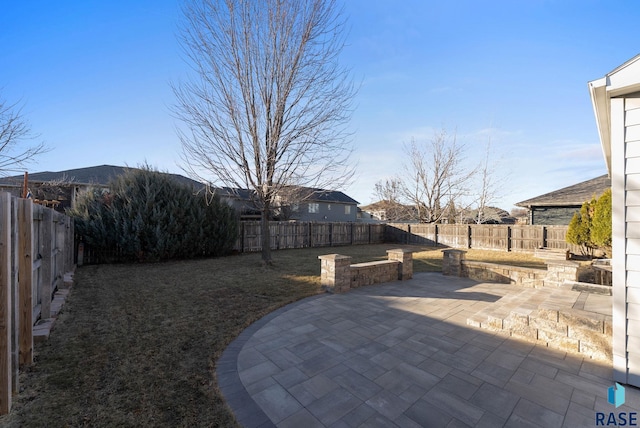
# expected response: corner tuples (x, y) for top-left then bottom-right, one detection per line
(69, 167), (238, 262)
(566, 189), (612, 257)
(591, 188), (612, 254)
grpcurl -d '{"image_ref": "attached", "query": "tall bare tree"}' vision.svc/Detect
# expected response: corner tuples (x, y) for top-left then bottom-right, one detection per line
(0, 94), (48, 175)
(402, 129), (475, 223)
(472, 138), (508, 224)
(173, 0), (355, 264)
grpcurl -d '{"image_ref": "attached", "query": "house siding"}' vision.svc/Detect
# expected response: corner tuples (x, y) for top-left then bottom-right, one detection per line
(530, 206), (581, 225)
(295, 202), (356, 222)
(624, 94), (640, 385)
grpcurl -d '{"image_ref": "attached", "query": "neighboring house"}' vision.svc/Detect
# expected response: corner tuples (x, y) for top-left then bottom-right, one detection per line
(0, 165), (204, 212)
(515, 175), (611, 225)
(217, 186), (359, 222)
(357, 207), (379, 222)
(216, 188), (262, 220)
(459, 207), (516, 224)
(590, 54), (640, 387)
(360, 201), (417, 222)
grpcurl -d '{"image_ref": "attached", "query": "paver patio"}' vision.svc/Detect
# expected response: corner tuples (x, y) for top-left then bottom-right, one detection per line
(217, 272), (640, 427)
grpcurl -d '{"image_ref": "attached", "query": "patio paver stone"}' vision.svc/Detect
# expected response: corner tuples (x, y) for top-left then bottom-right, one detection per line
(217, 272), (638, 427)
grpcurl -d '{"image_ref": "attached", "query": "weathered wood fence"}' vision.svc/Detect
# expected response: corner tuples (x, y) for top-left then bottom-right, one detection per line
(385, 223), (575, 252)
(235, 222), (385, 252)
(0, 192), (74, 414)
(77, 222), (575, 262)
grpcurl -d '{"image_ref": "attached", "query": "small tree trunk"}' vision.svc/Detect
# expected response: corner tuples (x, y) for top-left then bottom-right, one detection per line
(260, 206), (272, 264)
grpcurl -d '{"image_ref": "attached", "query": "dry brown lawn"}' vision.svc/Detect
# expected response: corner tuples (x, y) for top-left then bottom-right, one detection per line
(0, 244), (543, 427)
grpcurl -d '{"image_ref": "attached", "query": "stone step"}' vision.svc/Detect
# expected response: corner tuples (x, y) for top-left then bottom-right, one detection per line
(466, 288), (545, 330)
(33, 319), (55, 343)
(33, 270), (75, 343)
(466, 285), (612, 361)
(534, 247), (569, 260)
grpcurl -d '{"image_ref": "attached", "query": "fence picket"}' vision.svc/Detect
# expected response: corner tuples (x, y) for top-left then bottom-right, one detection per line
(386, 223), (575, 253)
(0, 192), (75, 415)
(17, 199), (33, 368)
(0, 193), (12, 413)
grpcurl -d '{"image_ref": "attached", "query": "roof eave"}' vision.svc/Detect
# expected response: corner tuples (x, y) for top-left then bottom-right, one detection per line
(590, 54), (640, 175)
(589, 77), (611, 174)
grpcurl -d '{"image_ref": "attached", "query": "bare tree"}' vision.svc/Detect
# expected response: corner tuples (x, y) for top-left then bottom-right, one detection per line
(373, 178), (412, 221)
(471, 138), (509, 224)
(402, 129), (475, 223)
(0, 94), (48, 175)
(173, 0), (355, 264)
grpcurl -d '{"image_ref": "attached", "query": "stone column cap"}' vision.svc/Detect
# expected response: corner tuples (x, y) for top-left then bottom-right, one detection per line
(441, 249), (467, 254)
(545, 260), (580, 267)
(318, 254), (352, 261)
(386, 248), (414, 254)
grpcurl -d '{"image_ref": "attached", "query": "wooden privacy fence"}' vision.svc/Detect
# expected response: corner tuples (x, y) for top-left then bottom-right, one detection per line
(235, 222), (385, 252)
(385, 223), (577, 253)
(0, 192), (74, 414)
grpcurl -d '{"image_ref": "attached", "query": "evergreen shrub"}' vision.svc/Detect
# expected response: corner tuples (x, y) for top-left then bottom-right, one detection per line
(591, 188), (612, 254)
(566, 189), (612, 257)
(69, 167), (238, 262)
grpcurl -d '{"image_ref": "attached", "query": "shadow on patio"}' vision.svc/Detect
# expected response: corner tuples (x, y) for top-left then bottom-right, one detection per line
(218, 272), (637, 427)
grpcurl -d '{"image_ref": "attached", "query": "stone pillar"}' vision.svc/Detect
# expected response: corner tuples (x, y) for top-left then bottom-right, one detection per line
(318, 254), (352, 293)
(545, 260), (580, 287)
(442, 249), (466, 276)
(386, 249), (413, 280)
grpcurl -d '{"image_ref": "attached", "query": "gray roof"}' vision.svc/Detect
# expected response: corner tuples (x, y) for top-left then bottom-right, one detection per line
(217, 186), (359, 205)
(516, 175), (610, 208)
(0, 165), (204, 189)
(303, 187), (359, 205)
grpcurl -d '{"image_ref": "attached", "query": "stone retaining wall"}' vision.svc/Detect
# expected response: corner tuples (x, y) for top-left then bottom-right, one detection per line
(319, 249), (413, 293)
(442, 249), (580, 287)
(350, 261), (400, 289)
(461, 261), (546, 287)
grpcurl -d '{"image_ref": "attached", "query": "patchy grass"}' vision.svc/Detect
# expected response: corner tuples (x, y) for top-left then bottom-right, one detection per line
(464, 249), (547, 269)
(0, 244), (543, 427)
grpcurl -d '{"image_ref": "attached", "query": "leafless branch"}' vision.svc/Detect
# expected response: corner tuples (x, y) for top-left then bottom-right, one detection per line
(401, 129), (475, 223)
(172, 0), (356, 262)
(0, 94), (49, 176)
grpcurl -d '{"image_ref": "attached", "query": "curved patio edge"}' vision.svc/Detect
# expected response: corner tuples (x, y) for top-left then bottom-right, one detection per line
(216, 294), (326, 428)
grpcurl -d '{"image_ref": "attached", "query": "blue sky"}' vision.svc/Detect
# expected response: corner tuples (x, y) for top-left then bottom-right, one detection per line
(1, 1), (637, 210)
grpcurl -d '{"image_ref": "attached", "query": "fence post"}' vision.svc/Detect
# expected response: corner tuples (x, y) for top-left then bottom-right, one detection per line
(17, 199), (33, 367)
(67, 216), (74, 271)
(467, 225), (472, 249)
(9, 198), (18, 395)
(56, 214), (65, 283)
(0, 193), (12, 414)
(542, 226), (548, 248)
(350, 223), (354, 245)
(240, 222), (245, 253)
(40, 209), (53, 320)
(507, 226), (512, 252)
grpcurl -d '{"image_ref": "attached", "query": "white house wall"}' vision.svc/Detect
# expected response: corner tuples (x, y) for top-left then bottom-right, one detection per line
(616, 93), (640, 386)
